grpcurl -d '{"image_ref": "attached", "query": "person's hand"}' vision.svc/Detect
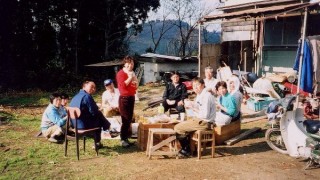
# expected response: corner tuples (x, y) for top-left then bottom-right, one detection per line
(216, 103), (222, 110)
(178, 100), (184, 106)
(127, 71), (135, 78)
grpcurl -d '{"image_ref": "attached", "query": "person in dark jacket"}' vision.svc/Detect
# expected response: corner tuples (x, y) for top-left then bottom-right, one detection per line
(163, 71), (188, 114)
(69, 81), (111, 149)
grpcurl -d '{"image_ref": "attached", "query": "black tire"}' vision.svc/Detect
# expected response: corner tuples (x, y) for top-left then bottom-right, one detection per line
(265, 128), (288, 154)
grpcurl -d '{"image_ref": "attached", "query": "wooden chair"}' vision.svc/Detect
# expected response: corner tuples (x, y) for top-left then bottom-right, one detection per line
(191, 129), (215, 159)
(64, 107), (101, 160)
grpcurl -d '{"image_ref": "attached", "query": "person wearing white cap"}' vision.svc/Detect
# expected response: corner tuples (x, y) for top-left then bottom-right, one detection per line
(102, 79), (120, 117)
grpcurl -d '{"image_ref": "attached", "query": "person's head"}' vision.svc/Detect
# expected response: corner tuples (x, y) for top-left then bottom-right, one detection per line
(103, 79), (114, 91)
(216, 81), (228, 96)
(205, 66), (214, 79)
(192, 77), (205, 94)
(60, 92), (69, 106)
(227, 76), (240, 94)
(170, 71), (180, 84)
(82, 81), (96, 95)
(122, 55), (135, 71)
(49, 92), (62, 108)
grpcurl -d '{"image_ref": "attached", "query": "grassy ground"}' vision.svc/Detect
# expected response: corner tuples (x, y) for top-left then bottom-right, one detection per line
(1, 86), (317, 179)
(0, 85), (164, 179)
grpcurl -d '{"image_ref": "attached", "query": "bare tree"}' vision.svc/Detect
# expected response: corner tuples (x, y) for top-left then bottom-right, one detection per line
(165, 0), (217, 56)
(147, 7), (175, 53)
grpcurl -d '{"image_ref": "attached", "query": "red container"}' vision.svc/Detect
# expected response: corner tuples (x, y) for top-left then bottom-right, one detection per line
(182, 81), (193, 90)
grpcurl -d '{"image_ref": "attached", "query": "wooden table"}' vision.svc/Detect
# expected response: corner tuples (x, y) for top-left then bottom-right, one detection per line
(137, 123), (176, 151)
(137, 120), (241, 150)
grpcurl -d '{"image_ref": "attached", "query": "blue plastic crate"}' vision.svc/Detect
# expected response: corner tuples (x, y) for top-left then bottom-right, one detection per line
(246, 97), (276, 112)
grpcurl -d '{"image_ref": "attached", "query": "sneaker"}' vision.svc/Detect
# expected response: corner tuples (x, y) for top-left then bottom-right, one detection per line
(178, 149), (191, 158)
(124, 139), (135, 146)
(48, 137), (58, 143)
(92, 142), (103, 150)
(121, 140), (130, 148)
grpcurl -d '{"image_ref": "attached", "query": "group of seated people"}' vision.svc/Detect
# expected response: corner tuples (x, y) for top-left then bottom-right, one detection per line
(40, 62), (243, 156)
(164, 67), (243, 157)
(41, 56), (138, 148)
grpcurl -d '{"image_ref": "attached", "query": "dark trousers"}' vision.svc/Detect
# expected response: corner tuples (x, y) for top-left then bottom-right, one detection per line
(119, 95), (135, 140)
(72, 111), (110, 142)
(176, 134), (191, 153)
(163, 99), (185, 113)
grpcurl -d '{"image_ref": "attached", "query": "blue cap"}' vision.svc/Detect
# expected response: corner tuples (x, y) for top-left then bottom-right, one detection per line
(104, 79), (113, 86)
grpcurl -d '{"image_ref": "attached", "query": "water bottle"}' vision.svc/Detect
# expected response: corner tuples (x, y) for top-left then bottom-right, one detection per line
(158, 103), (164, 115)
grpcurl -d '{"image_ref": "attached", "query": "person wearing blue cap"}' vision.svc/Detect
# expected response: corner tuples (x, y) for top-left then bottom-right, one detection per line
(102, 79), (120, 117)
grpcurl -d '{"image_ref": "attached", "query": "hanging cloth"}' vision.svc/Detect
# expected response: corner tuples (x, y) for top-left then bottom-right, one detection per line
(307, 35), (320, 94)
(293, 40), (313, 93)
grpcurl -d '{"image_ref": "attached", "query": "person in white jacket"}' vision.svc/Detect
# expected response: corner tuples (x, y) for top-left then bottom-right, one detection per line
(174, 77), (216, 157)
(101, 79), (120, 117)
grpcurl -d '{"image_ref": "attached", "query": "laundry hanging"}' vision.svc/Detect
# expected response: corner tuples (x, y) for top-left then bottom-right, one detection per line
(293, 40), (313, 93)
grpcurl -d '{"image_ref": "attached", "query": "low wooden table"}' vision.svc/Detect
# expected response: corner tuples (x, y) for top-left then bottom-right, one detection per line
(137, 120), (241, 150)
(146, 128), (178, 159)
(138, 123), (176, 151)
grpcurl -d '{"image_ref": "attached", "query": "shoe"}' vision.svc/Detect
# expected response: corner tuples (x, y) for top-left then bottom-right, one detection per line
(124, 139), (135, 146)
(121, 140), (130, 148)
(48, 137), (58, 143)
(92, 142), (103, 150)
(178, 149), (191, 158)
(109, 131), (120, 138)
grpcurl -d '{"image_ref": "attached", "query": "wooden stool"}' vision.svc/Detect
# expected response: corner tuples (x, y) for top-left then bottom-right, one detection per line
(191, 130), (215, 159)
(146, 128), (178, 159)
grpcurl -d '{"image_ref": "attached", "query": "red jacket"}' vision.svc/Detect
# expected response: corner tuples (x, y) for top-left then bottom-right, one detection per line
(116, 69), (137, 96)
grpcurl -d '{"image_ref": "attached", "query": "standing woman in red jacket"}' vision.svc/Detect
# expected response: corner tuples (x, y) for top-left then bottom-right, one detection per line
(116, 56), (137, 148)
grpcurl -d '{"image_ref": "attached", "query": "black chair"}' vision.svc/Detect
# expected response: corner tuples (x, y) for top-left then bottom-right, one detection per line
(64, 107), (101, 160)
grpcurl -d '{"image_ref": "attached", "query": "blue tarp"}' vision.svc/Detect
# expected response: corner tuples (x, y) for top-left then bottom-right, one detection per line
(293, 40), (313, 93)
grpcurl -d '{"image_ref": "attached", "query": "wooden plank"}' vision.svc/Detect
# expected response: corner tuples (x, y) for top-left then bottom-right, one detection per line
(241, 115), (267, 123)
(224, 127), (261, 146)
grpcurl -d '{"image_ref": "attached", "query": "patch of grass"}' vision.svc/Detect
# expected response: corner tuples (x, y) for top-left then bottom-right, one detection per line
(0, 91), (50, 106)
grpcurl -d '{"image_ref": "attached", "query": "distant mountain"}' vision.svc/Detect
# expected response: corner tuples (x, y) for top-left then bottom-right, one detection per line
(128, 20), (221, 55)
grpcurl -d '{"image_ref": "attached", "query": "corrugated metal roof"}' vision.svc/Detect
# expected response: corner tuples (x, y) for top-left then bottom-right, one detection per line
(218, 0), (301, 10)
(85, 59), (123, 67)
(140, 53), (182, 61)
(204, 2), (308, 21)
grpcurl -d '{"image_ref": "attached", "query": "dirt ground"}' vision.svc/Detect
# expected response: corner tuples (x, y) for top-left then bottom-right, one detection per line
(2, 86), (320, 179)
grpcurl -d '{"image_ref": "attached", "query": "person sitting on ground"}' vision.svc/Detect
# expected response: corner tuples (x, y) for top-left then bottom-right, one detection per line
(162, 71), (188, 114)
(69, 81), (115, 149)
(204, 66), (219, 95)
(59, 92), (69, 117)
(40, 92), (67, 143)
(174, 77), (216, 157)
(215, 81), (237, 126)
(227, 75), (243, 121)
(101, 79), (120, 117)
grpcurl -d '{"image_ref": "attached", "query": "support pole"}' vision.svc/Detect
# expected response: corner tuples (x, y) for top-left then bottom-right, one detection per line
(198, 22), (201, 77)
(296, 7), (308, 107)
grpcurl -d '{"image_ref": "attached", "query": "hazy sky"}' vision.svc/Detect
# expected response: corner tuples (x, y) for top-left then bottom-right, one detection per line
(148, 0), (223, 20)
(147, 0), (223, 31)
